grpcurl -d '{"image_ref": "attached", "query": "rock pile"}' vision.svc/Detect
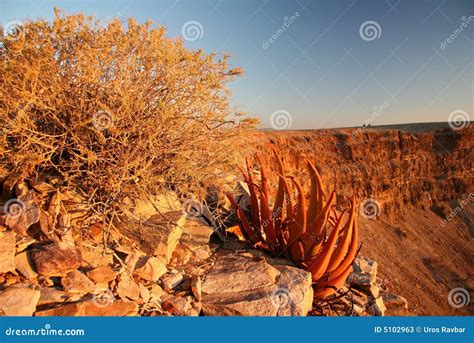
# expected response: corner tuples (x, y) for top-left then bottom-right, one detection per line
(334, 257), (409, 316)
(0, 173), (408, 316)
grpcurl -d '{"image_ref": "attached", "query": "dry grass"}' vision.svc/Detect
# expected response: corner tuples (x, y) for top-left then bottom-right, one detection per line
(0, 9), (257, 215)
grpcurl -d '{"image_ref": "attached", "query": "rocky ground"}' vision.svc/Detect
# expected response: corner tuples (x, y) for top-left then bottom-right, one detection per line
(0, 174), (407, 316)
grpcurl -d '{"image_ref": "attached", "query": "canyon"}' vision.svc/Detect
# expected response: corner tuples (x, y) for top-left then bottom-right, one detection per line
(251, 123), (473, 315)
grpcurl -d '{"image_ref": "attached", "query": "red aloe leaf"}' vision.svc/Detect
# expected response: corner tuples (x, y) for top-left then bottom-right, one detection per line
(292, 178), (307, 234)
(326, 195), (356, 273)
(259, 190), (277, 251)
(307, 210), (345, 282)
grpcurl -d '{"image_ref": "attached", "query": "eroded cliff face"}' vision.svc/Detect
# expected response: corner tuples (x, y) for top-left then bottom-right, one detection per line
(250, 124), (473, 315)
(252, 125), (473, 221)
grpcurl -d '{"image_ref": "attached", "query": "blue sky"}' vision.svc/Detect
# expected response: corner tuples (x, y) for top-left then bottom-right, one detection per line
(1, 0), (473, 129)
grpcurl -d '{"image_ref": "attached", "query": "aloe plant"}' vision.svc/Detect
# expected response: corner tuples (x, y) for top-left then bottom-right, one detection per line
(227, 151), (359, 299)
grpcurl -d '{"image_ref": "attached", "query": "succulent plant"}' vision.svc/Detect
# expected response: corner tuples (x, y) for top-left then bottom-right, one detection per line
(226, 151), (359, 299)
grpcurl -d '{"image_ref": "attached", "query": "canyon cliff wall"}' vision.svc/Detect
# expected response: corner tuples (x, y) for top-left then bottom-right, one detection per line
(250, 124), (473, 315)
(252, 124), (473, 221)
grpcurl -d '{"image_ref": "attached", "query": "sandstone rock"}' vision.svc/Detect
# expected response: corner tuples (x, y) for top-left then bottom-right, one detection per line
(0, 287), (40, 316)
(79, 245), (113, 269)
(89, 222), (105, 243)
(149, 284), (165, 304)
(15, 236), (36, 253)
(116, 274), (141, 301)
(381, 291), (409, 316)
(347, 257), (378, 295)
(15, 251), (38, 279)
(61, 270), (95, 294)
(171, 219), (215, 268)
(38, 287), (69, 306)
(31, 244), (82, 276)
(139, 283), (151, 303)
(367, 296), (386, 316)
(201, 251), (313, 316)
(202, 253), (278, 295)
(87, 266), (116, 284)
(38, 276), (54, 287)
(33, 209), (53, 239)
(123, 249), (143, 274)
(273, 264), (314, 316)
(191, 275), (202, 301)
(161, 272), (184, 291)
(115, 211), (185, 262)
(162, 295), (201, 316)
(134, 256), (167, 282)
(35, 300), (138, 316)
(0, 231), (16, 273)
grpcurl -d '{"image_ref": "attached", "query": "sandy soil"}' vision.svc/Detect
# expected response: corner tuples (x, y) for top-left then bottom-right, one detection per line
(358, 203), (473, 316)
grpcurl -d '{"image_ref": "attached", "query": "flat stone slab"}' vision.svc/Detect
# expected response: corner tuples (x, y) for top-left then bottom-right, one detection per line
(381, 291), (409, 316)
(201, 251), (313, 316)
(0, 286), (40, 316)
(30, 243), (82, 276)
(115, 211), (185, 262)
(35, 300), (138, 316)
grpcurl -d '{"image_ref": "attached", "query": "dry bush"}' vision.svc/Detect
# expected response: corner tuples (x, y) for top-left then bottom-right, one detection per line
(0, 9), (257, 214)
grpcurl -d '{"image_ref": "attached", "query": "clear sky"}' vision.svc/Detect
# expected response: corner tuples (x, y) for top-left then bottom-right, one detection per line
(1, 0), (472, 129)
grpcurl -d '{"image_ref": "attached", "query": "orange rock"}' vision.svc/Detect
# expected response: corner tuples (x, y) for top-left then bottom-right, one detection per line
(162, 295), (200, 316)
(87, 266), (116, 284)
(116, 274), (141, 301)
(0, 231), (16, 273)
(30, 243), (82, 276)
(0, 287), (40, 316)
(134, 256), (167, 282)
(89, 222), (104, 242)
(61, 270), (95, 294)
(14, 251), (38, 279)
(35, 300), (138, 316)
